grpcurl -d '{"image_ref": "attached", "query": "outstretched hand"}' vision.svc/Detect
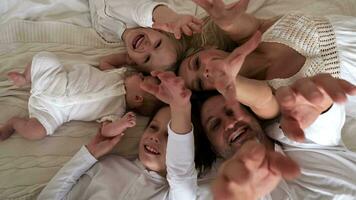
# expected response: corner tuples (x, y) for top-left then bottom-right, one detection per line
(86, 128), (125, 159)
(204, 31), (261, 103)
(153, 14), (203, 39)
(193, 0), (249, 32)
(213, 140), (300, 200)
(275, 74), (356, 142)
(140, 71), (192, 107)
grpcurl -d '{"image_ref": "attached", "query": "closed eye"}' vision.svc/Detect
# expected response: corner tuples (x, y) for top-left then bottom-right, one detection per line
(144, 55), (151, 64)
(155, 40), (161, 49)
(209, 118), (221, 132)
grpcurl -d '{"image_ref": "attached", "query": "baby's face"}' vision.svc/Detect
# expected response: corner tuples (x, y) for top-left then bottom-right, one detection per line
(124, 72), (159, 101)
(123, 27), (177, 73)
(139, 107), (170, 175)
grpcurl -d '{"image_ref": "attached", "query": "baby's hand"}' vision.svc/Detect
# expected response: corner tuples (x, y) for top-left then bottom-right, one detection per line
(140, 71), (191, 107)
(204, 32), (261, 102)
(101, 112), (136, 137)
(153, 14), (203, 39)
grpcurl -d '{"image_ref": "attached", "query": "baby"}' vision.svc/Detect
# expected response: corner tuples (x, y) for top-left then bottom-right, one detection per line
(0, 52), (163, 141)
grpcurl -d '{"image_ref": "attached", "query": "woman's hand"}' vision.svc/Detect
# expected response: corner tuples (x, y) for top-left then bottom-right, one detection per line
(86, 128), (125, 159)
(213, 140), (300, 200)
(275, 74), (356, 142)
(204, 31), (261, 103)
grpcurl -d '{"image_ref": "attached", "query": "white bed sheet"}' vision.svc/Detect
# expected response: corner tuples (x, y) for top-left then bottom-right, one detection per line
(0, 0), (355, 199)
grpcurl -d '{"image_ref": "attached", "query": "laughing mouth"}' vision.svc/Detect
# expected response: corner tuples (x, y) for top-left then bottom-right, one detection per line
(132, 34), (145, 49)
(144, 144), (160, 155)
(229, 125), (248, 145)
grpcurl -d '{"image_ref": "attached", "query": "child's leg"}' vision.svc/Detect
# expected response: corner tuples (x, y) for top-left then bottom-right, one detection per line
(0, 117), (46, 141)
(101, 112), (136, 137)
(7, 62), (32, 87)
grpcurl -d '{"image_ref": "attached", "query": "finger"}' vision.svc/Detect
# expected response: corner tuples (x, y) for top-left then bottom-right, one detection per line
(192, 17), (204, 25)
(227, 31), (261, 67)
(313, 74), (347, 103)
(188, 22), (202, 34)
(182, 25), (193, 36)
(212, 0), (226, 12)
(140, 81), (159, 96)
(280, 116), (305, 142)
(275, 86), (297, 112)
(156, 71), (176, 83)
(152, 22), (171, 33)
(231, 0), (250, 11)
(338, 79), (356, 96)
(174, 26), (182, 39)
(221, 157), (251, 185)
(292, 78), (324, 105)
(192, 0), (213, 12)
(268, 151), (300, 180)
(150, 70), (162, 77)
(238, 140), (267, 171)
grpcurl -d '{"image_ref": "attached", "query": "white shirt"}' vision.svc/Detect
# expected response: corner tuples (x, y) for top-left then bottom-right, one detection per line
(38, 124), (211, 200)
(263, 104), (356, 200)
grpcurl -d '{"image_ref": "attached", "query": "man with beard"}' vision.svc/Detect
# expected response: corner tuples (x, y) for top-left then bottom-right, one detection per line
(198, 74), (356, 200)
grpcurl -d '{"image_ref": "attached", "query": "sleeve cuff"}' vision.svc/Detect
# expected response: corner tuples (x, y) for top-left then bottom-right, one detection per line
(80, 146), (98, 165)
(135, 2), (169, 27)
(167, 121), (194, 141)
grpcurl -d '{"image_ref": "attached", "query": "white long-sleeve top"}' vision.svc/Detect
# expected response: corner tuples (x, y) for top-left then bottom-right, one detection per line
(263, 104), (356, 200)
(38, 124), (208, 200)
(89, 0), (169, 42)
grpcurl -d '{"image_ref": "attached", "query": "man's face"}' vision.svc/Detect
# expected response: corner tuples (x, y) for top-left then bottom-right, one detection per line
(200, 95), (267, 158)
(123, 27), (177, 73)
(178, 48), (228, 91)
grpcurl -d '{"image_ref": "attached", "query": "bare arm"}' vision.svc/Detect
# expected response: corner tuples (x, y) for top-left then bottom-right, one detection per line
(99, 52), (132, 71)
(235, 76), (279, 119)
(193, 0), (261, 43)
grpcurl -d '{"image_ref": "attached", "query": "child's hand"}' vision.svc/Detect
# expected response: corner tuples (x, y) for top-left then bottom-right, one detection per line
(153, 14), (203, 39)
(204, 32), (261, 103)
(86, 129), (124, 159)
(193, 0), (249, 32)
(275, 74), (356, 142)
(101, 112), (136, 137)
(213, 140), (300, 200)
(140, 71), (191, 107)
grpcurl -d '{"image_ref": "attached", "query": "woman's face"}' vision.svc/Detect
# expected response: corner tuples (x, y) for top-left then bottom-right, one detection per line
(123, 27), (178, 73)
(138, 107), (170, 175)
(178, 48), (228, 91)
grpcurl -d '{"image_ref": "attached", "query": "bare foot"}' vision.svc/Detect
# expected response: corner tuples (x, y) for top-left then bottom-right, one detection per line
(0, 124), (15, 141)
(7, 72), (28, 87)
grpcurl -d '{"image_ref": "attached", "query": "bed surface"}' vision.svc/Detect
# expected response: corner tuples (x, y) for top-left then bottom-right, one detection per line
(0, 0), (355, 199)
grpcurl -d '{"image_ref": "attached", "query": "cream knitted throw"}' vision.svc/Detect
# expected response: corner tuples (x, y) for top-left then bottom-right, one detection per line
(0, 20), (148, 200)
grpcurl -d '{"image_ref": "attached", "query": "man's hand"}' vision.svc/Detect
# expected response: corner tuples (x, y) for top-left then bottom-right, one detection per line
(275, 74), (356, 142)
(213, 140), (300, 200)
